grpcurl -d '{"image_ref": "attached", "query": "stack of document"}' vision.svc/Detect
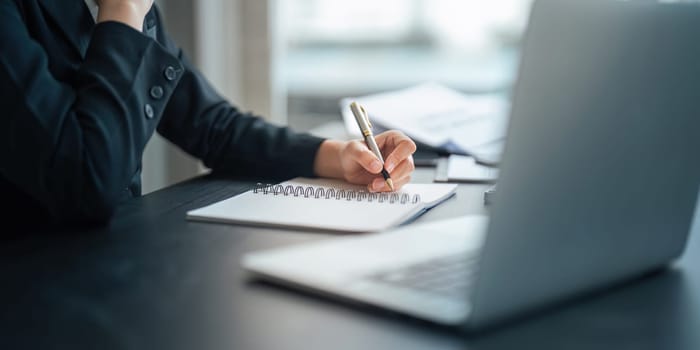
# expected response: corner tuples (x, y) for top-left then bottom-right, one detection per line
(340, 83), (509, 163)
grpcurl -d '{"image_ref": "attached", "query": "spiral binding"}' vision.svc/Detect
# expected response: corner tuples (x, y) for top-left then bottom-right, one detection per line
(253, 183), (421, 205)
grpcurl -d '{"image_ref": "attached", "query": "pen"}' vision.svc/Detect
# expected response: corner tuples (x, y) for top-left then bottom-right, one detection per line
(349, 101), (395, 191)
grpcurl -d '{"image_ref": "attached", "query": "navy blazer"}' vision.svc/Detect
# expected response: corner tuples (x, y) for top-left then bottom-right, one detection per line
(0, 1), (324, 228)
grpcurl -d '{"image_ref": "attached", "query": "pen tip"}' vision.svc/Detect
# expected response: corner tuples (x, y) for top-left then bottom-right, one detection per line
(386, 178), (395, 191)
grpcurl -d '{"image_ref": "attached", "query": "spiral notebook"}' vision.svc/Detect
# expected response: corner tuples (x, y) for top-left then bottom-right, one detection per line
(186, 178), (457, 233)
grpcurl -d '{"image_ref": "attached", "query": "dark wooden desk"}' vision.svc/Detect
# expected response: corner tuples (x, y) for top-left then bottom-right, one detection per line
(2, 169), (699, 350)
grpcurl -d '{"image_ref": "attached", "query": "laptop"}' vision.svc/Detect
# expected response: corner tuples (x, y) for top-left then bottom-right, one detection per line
(242, 0), (700, 330)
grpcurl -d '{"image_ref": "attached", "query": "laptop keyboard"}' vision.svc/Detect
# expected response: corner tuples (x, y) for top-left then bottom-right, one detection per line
(366, 253), (478, 299)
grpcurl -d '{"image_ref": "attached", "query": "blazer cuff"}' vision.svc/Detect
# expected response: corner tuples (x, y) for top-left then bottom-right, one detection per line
(288, 134), (326, 178)
(84, 21), (185, 143)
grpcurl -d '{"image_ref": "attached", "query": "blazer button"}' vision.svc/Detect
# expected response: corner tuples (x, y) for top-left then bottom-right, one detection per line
(150, 86), (164, 99)
(164, 66), (177, 81)
(144, 104), (155, 119)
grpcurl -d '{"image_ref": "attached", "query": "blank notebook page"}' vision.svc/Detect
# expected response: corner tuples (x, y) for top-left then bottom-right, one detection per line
(186, 178), (457, 233)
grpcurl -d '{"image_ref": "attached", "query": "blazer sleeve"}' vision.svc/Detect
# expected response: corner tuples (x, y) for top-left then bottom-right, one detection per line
(152, 10), (326, 179)
(0, 2), (184, 223)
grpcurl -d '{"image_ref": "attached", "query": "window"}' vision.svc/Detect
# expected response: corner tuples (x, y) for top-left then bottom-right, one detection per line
(285, 0), (531, 52)
(280, 0), (533, 129)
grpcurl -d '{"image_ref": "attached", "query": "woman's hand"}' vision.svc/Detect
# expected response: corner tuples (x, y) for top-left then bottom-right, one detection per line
(314, 131), (417, 192)
(96, 0), (154, 31)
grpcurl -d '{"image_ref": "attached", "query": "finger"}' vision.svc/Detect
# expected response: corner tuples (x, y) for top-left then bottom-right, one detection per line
(347, 141), (383, 174)
(369, 175), (412, 192)
(388, 155), (415, 180)
(391, 176), (412, 191)
(383, 137), (417, 173)
(376, 130), (415, 147)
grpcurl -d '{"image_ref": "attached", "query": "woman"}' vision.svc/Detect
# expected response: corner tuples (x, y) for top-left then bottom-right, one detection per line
(0, 0), (416, 227)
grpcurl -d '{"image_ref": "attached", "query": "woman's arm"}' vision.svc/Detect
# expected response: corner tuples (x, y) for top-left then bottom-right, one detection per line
(0, 1), (178, 224)
(148, 7), (417, 187)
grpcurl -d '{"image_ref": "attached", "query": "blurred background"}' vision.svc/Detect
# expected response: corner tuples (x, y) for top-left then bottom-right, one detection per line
(143, 0), (532, 193)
